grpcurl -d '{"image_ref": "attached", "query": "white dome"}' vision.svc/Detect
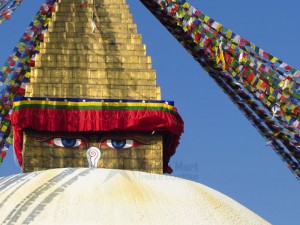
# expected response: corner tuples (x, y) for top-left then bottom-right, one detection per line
(0, 168), (269, 225)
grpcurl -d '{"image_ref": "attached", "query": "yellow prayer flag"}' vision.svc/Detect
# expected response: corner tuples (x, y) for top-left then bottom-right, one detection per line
(256, 79), (263, 89)
(278, 80), (285, 88)
(1, 125), (7, 132)
(230, 43), (237, 51)
(281, 104), (287, 112)
(220, 52), (226, 70)
(284, 115), (292, 122)
(290, 104), (297, 111)
(270, 57), (278, 63)
(6, 136), (13, 143)
(177, 11), (186, 18)
(203, 15), (210, 23)
(216, 24), (223, 31)
(17, 44), (25, 51)
(182, 2), (190, 9)
(34, 20), (41, 26)
(232, 71), (237, 77)
(44, 18), (51, 25)
(25, 72), (31, 78)
(242, 57), (248, 64)
(226, 30), (232, 38)
(267, 95), (275, 102)
(257, 61), (262, 67)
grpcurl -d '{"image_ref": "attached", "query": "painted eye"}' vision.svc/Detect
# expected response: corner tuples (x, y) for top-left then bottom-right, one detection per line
(102, 139), (140, 149)
(48, 138), (85, 148)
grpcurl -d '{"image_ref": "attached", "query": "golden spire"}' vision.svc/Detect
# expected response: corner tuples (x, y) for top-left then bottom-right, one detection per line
(27, 0), (161, 100)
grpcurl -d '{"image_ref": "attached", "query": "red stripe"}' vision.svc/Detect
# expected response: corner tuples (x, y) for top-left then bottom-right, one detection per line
(12, 108), (183, 134)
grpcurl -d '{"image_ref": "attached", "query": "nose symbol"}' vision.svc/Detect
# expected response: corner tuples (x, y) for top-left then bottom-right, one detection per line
(86, 147), (101, 168)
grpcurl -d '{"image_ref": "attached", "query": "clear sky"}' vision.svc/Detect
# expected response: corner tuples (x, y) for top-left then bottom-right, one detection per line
(0, 1), (300, 224)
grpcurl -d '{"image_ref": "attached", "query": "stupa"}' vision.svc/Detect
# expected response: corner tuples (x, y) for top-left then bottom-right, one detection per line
(1, 0), (269, 224)
(11, 0), (183, 174)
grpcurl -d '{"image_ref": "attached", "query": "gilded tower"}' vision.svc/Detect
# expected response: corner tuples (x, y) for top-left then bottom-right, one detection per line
(11, 0), (183, 174)
(28, 0), (161, 100)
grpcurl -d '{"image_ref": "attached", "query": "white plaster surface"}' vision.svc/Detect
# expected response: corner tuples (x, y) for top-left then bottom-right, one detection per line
(0, 168), (270, 225)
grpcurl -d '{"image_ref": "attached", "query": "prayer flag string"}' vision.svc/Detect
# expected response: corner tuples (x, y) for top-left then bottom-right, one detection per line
(140, 0), (300, 179)
(0, 0), (23, 24)
(0, 0), (57, 165)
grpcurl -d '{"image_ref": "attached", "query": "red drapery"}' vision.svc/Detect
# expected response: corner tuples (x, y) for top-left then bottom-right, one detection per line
(12, 100), (184, 173)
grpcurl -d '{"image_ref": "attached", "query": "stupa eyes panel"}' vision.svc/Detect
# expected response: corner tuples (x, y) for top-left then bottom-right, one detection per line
(23, 130), (163, 173)
(45, 136), (144, 149)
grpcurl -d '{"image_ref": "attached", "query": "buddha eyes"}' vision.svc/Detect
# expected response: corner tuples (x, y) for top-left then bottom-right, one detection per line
(48, 138), (86, 148)
(47, 138), (140, 149)
(102, 139), (140, 149)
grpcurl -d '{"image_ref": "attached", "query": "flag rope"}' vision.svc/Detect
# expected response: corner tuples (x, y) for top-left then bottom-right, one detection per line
(140, 0), (300, 179)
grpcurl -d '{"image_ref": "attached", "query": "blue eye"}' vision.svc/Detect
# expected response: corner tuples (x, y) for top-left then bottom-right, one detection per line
(50, 138), (85, 148)
(104, 139), (136, 149)
(111, 139), (126, 148)
(61, 138), (76, 147)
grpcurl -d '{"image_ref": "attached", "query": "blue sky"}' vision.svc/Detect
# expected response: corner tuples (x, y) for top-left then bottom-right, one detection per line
(0, 0), (300, 224)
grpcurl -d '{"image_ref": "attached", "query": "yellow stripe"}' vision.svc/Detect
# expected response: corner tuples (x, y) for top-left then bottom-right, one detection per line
(13, 100), (176, 111)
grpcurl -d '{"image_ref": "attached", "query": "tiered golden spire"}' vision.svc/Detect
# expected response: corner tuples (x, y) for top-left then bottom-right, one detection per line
(16, 0), (179, 174)
(27, 0), (161, 100)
